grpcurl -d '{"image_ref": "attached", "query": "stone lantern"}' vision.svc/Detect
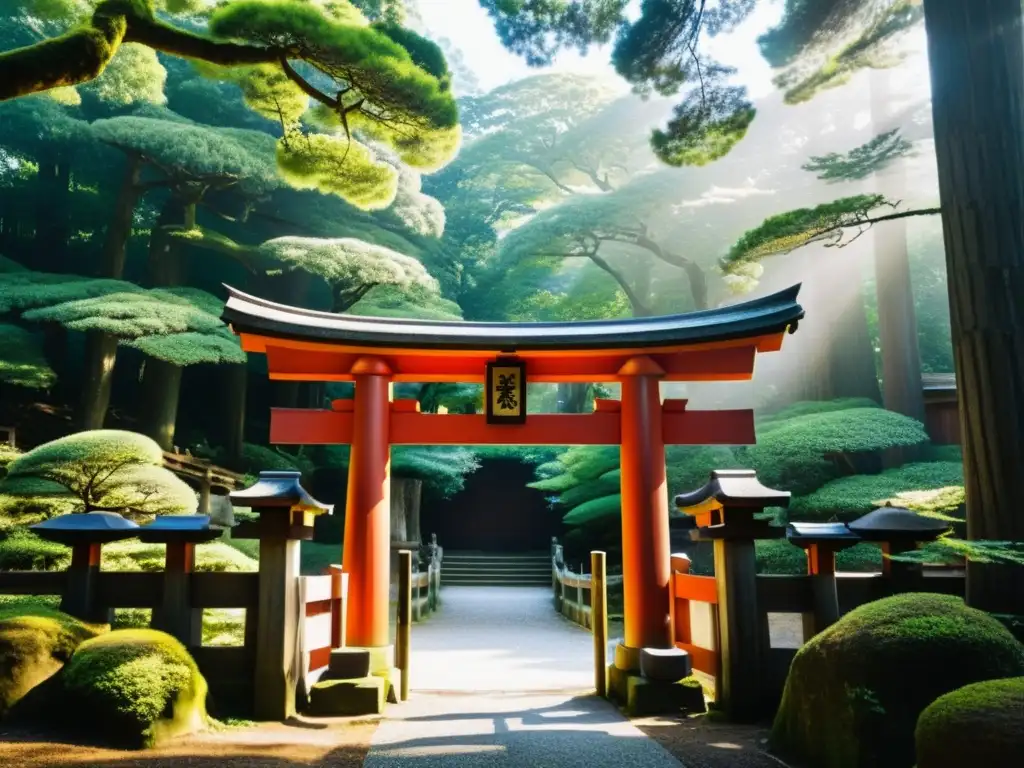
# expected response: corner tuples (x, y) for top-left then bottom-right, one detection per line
(786, 521), (862, 632)
(31, 512), (139, 623)
(228, 471), (333, 721)
(849, 503), (952, 590)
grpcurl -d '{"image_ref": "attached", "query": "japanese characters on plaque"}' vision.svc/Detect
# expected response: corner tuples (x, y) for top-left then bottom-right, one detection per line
(485, 358), (527, 424)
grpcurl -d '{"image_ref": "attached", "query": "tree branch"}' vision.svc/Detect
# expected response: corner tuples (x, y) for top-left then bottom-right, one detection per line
(279, 56), (338, 110)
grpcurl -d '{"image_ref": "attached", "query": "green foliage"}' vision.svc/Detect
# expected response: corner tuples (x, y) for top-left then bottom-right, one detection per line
(392, 446), (479, 497)
(275, 134), (398, 208)
(757, 398), (881, 430)
(100, 540), (258, 573)
(63, 628), (208, 748)
(349, 283), (463, 321)
(0, 603), (104, 718)
(790, 462), (964, 523)
(722, 195), (890, 276)
(84, 42), (167, 106)
(915, 677), (1024, 768)
(772, 593), (1024, 768)
(562, 493), (621, 526)
(127, 331), (245, 366)
(802, 129), (914, 183)
(0, 430), (198, 519)
(0, 528), (70, 570)
(744, 406), (929, 496)
(0, 272), (139, 315)
(0, 323), (56, 389)
(258, 236), (439, 311)
(889, 539), (1024, 568)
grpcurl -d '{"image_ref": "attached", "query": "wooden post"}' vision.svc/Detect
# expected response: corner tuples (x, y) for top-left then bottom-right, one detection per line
(668, 553), (692, 648)
(714, 531), (762, 722)
(254, 514), (302, 721)
(591, 550), (608, 697)
(62, 542), (107, 624)
(342, 357), (392, 649)
(807, 544), (841, 635)
(328, 565), (347, 649)
(397, 550), (412, 701)
(198, 469), (213, 516)
(618, 356), (671, 665)
(155, 540), (201, 646)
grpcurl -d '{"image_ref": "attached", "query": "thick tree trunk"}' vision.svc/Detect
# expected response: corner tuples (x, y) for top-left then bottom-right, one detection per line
(223, 362), (248, 465)
(141, 358), (183, 451)
(871, 69), (925, 423)
(79, 331), (118, 431)
(924, 0), (1024, 613)
(102, 155), (143, 279)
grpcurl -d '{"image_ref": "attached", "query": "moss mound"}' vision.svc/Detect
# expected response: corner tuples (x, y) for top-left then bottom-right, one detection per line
(915, 676), (1024, 768)
(0, 603), (104, 718)
(771, 593), (1024, 768)
(63, 628), (208, 748)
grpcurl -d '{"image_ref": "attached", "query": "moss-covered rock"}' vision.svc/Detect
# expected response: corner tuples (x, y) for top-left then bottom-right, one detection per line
(63, 628), (208, 748)
(771, 593), (1024, 768)
(915, 676), (1024, 768)
(0, 603), (103, 718)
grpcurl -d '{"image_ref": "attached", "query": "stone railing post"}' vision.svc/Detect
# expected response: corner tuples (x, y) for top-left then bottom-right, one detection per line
(786, 523), (861, 638)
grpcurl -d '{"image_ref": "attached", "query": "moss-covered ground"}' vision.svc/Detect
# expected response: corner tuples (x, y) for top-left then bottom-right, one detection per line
(63, 628), (208, 748)
(771, 593), (1024, 768)
(914, 676), (1024, 768)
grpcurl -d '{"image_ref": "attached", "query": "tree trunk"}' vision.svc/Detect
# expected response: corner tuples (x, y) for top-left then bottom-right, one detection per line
(871, 69), (926, 423)
(391, 477), (423, 544)
(79, 331), (118, 431)
(923, 0), (1024, 613)
(148, 196), (194, 288)
(557, 383), (591, 413)
(101, 155), (143, 279)
(826, 250), (882, 402)
(35, 153), (71, 272)
(223, 362), (248, 465)
(141, 358), (183, 451)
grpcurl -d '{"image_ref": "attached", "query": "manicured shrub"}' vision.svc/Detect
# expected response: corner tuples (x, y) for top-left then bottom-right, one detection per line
(789, 462), (964, 522)
(771, 593), (1024, 768)
(0, 528), (70, 570)
(0, 603), (104, 718)
(915, 676), (1024, 768)
(63, 628), (208, 748)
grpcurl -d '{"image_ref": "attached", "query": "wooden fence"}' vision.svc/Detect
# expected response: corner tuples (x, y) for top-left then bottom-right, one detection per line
(551, 537), (965, 716)
(0, 535), (443, 717)
(551, 540), (622, 629)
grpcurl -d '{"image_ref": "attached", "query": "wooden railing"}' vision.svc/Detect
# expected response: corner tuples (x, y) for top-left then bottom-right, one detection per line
(551, 540), (622, 630)
(668, 553), (720, 690)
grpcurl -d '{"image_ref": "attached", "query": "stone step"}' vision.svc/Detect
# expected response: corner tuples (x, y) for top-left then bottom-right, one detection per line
(308, 675), (386, 716)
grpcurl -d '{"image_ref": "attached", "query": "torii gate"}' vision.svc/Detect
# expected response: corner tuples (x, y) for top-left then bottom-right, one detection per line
(222, 284), (804, 675)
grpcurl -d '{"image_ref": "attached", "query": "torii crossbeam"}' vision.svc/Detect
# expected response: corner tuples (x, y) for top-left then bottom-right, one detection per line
(222, 284), (804, 677)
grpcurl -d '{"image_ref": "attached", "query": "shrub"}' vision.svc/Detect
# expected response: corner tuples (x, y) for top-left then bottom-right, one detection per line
(771, 593), (1024, 768)
(789, 462), (964, 522)
(0, 528), (71, 570)
(915, 676), (1024, 768)
(63, 628), (208, 748)
(744, 407), (930, 496)
(101, 540), (258, 573)
(0, 603), (104, 718)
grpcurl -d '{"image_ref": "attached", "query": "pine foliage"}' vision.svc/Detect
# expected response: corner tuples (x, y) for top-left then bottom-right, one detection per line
(0, 323), (56, 389)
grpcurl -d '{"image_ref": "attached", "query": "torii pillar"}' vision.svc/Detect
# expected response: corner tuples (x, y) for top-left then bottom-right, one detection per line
(615, 355), (671, 673)
(343, 357), (393, 657)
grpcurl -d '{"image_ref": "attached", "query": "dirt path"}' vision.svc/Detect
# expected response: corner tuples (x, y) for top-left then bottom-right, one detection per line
(0, 717), (379, 768)
(633, 714), (793, 768)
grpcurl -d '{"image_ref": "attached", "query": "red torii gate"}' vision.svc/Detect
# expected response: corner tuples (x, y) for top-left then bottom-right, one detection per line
(223, 284), (804, 675)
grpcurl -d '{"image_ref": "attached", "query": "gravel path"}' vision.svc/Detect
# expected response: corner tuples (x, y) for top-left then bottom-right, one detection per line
(365, 586), (682, 767)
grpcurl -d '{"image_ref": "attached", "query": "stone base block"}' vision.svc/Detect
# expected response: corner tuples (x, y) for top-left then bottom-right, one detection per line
(328, 648), (371, 679)
(309, 676), (386, 716)
(614, 643), (641, 672)
(640, 647), (692, 682)
(364, 645), (395, 675)
(371, 666), (403, 704)
(626, 675), (706, 717)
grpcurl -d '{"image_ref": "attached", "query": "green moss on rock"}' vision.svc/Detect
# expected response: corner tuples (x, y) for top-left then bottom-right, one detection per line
(63, 628), (208, 748)
(915, 676), (1024, 768)
(771, 593), (1024, 768)
(0, 604), (104, 718)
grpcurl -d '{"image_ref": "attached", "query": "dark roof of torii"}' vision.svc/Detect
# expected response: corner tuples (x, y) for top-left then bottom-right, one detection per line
(221, 283), (804, 353)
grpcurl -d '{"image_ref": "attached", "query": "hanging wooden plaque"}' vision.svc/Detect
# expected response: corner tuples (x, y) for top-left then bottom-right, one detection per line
(485, 358), (527, 424)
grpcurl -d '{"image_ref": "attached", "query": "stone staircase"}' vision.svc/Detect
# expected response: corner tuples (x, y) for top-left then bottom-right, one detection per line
(442, 551), (552, 587)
